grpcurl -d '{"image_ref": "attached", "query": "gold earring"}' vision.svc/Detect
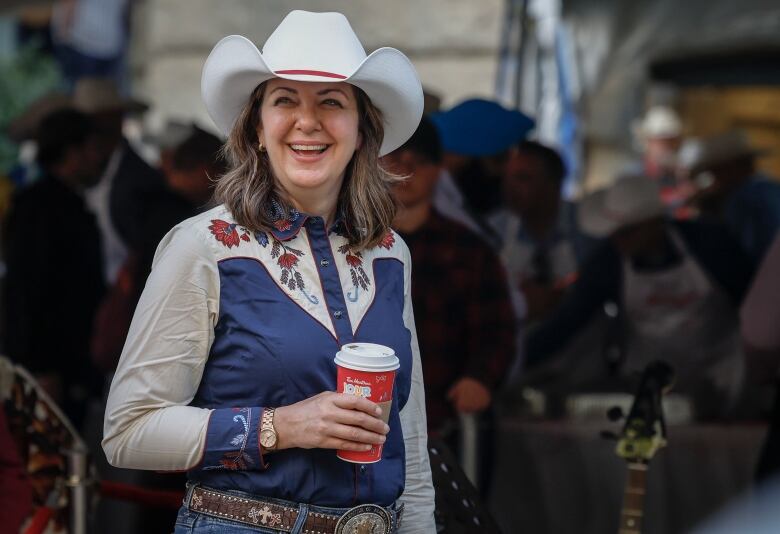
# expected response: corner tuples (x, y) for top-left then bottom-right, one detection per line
(258, 141), (266, 152)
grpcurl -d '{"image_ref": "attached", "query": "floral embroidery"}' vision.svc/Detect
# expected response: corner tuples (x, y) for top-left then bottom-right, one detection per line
(379, 230), (396, 250)
(208, 218), (319, 304)
(273, 218), (292, 232)
(205, 407), (254, 471)
(209, 219), (250, 248)
(339, 244), (371, 302)
(271, 240), (304, 289)
(278, 252), (299, 269)
(270, 239), (319, 305)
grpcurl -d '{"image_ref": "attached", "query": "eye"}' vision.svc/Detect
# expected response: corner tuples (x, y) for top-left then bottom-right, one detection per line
(322, 98), (344, 108)
(273, 96), (294, 105)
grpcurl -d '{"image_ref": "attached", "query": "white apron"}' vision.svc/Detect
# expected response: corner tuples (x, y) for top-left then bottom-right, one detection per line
(622, 229), (743, 414)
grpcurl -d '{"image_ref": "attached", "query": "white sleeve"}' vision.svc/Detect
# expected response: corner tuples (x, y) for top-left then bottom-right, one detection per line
(397, 243), (436, 533)
(102, 224), (220, 470)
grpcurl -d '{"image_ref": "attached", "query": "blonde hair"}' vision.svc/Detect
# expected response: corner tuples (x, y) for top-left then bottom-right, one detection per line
(214, 82), (398, 250)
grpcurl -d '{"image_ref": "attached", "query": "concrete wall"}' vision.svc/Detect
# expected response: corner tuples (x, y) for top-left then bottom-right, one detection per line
(132, 0), (504, 136)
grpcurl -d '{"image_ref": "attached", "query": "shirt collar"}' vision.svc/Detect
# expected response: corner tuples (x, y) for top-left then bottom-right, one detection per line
(265, 199), (347, 241)
(266, 198), (304, 241)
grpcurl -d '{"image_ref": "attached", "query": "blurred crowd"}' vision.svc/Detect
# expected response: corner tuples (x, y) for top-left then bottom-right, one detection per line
(1, 1), (780, 532)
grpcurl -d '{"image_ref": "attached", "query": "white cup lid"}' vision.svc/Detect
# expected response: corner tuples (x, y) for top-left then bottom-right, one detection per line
(334, 342), (399, 372)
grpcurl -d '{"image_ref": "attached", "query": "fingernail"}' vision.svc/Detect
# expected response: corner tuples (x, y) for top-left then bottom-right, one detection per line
(375, 406), (382, 416)
(379, 435), (386, 443)
(364, 444), (372, 450)
(384, 424), (390, 433)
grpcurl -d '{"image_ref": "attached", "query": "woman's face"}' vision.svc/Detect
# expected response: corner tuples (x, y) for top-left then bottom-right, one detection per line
(258, 78), (361, 203)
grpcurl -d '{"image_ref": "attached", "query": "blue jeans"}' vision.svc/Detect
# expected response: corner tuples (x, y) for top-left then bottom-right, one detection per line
(173, 485), (401, 533)
(174, 506), (303, 533)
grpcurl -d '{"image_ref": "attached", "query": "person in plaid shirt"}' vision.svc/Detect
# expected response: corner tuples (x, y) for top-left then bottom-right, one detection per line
(383, 116), (516, 493)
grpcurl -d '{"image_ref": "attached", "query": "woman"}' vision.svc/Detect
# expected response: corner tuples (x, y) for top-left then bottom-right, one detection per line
(103, 10), (434, 534)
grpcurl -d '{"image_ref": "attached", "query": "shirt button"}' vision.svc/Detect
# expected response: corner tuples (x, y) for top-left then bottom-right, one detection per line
(360, 465), (367, 474)
(320, 258), (330, 267)
(333, 310), (343, 319)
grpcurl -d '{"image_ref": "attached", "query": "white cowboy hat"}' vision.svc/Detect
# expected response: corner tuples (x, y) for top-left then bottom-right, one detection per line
(632, 105), (682, 142)
(578, 176), (665, 237)
(677, 130), (769, 172)
(201, 10), (424, 157)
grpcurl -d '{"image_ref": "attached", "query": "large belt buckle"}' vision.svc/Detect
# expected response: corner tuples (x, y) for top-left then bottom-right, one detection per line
(334, 504), (391, 534)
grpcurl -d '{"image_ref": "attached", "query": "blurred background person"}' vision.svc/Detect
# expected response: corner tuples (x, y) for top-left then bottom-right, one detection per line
(629, 105), (695, 217)
(490, 140), (599, 388)
(491, 140), (596, 324)
(680, 130), (780, 263)
(50, 0), (130, 92)
(73, 77), (166, 286)
(2, 108), (106, 428)
(430, 98), (535, 244)
(163, 125), (223, 210)
(90, 126), (224, 376)
(740, 233), (780, 483)
(384, 116), (515, 495)
(631, 106), (684, 181)
(526, 177), (755, 418)
(148, 119), (197, 179)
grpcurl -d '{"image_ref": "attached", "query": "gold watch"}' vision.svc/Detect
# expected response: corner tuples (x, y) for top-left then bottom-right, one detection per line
(259, 407), (278, 451)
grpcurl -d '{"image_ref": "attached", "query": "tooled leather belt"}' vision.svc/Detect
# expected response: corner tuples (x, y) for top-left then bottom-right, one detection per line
(187, 485), (403, 534)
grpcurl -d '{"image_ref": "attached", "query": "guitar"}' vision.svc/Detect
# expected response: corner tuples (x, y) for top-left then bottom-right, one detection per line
(612, 361), (674, 534)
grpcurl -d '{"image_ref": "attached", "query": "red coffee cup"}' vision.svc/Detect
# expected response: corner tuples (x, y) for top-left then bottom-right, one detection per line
(334, 342), (399, 463)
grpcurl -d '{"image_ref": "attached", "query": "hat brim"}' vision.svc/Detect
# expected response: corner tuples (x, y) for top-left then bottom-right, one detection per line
(577, 189), (620, 238)
(578, 187), (666, 238)
(201, 35), (423, 156)
(6, 93), (72, 143)
(690, 147), (772, 173)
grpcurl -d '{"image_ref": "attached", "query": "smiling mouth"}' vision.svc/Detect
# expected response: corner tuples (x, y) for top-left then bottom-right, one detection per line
(289, 144), (330, 156)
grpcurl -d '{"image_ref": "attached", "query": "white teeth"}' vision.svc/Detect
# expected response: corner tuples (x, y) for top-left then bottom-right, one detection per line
(290, 144), (327, 151)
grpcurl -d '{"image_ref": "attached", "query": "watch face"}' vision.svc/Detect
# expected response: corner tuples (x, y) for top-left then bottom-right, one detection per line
(260, 429), (277, 449)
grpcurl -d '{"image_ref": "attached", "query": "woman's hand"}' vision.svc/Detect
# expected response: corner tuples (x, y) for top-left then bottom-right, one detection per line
(273, 392), (390, 452)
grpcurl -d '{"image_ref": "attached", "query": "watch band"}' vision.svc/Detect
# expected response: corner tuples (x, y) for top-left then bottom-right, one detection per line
(261, 407), (278, 450)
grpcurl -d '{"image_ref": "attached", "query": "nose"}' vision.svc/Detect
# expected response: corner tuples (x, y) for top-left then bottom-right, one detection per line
(295, 102), (322, 133)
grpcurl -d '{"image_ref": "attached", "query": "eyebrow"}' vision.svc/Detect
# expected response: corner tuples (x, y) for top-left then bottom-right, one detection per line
(316, 88), (349, 98)
(268, 86), (350, 98)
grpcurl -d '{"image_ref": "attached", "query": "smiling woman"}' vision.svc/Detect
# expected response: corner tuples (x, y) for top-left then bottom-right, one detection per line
(102, 9), (433, 534)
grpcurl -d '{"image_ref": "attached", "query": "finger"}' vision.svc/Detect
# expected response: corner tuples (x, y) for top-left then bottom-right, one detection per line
(332, 393), (381, 416)
(332, 408), (389, 434)
(321, 438), (374, 452)
(329, 423), (387, 445)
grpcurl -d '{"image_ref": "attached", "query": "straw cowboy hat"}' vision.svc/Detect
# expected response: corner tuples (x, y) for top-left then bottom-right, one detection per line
(6, 92), (72, 143)
(677, 130), (769, 173)
(578, 176), (665, 237)
(633, 106), (683, 142)
(73, 78), (149, 114)
(201, 10), (424, 157)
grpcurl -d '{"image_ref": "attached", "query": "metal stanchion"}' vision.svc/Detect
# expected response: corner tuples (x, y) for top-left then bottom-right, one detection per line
(458, 412), (480, 489)
(66, 445), (90, 534)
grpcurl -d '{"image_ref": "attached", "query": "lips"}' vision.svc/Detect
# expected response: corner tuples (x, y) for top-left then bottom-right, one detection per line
(289, 143), (329, 156)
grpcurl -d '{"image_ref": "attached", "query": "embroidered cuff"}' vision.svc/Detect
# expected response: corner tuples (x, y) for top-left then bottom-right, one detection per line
(199, 407), (265, 471)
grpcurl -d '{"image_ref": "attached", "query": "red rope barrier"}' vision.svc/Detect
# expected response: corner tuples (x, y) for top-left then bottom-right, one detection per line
(99, 481), (184, 509)
(22, 507), (55, 534)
